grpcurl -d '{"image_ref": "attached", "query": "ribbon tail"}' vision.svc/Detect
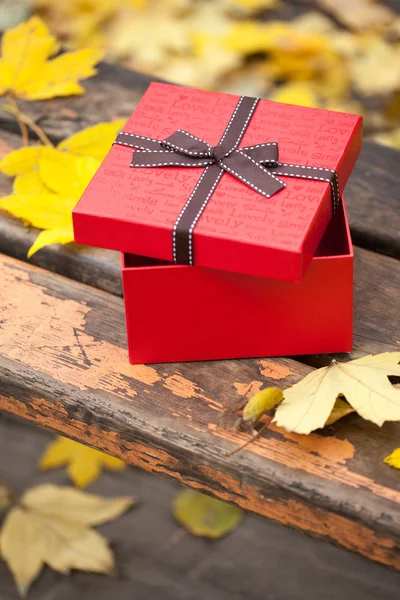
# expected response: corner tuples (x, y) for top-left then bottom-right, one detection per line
(131, 151), (214, 168)
(114, 132), (162, 151)
(221, 152), (285, 198)
(269, 162), (340, 212)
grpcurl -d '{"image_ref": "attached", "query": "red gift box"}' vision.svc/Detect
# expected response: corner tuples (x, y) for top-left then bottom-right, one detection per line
(73, 82), (362, 364)
(121, 199), (353, 364)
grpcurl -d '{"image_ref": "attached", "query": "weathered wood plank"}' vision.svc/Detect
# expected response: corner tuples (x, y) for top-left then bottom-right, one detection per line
(2, 413), (400, 600)
(0, 212), (122, 295)
(347, 142), (400, 259)
(1, 254), (399, 569)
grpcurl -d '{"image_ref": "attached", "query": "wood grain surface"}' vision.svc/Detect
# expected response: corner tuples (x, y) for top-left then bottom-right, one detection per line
(1, 253), (399, 569)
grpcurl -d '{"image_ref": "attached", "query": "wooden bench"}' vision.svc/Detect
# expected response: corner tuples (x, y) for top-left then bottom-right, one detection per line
(0, 63), (399, 572)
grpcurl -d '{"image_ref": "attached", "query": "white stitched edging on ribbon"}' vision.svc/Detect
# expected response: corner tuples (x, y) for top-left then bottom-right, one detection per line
(219, 97), (260, 155)
(222, 161), (281, 199)
(188, 169), (224, 266)
(237, 150), (285, 188)
(131, 159), (214, 168)
(172, 166), (212, 264)
(226, 99), (259, 155)
(219, 97), (243, 147)
(245, 142), (278, 150)
(170, 130), (213, 156)
(273, 163), (339, 212)
(162, 143), (210, 157)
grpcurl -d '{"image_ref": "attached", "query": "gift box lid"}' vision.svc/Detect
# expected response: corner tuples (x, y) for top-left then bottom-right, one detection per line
(73, 82), (362, 282)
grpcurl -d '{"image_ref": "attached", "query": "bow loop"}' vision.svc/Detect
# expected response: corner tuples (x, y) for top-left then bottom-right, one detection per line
(221, 151), (285, 197)
(241, 142), (279, 167)
(161, 130), (212, 157)
(124, 127), (286, 199)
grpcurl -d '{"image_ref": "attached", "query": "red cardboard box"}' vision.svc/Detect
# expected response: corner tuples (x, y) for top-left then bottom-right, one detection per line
(121, 198), (353, 363)
(73, 82), (362, 364)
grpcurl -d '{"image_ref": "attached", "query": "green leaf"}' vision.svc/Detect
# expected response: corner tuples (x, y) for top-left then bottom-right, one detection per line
(242, 386), (283, 427)
(173, 489), (243, 538)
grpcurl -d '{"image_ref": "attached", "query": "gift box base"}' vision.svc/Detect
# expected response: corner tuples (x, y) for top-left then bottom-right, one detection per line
(122, 200), (353, 364)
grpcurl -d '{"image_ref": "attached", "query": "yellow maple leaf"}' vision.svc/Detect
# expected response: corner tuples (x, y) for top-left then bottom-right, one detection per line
(292, 11), (337, 35)
(0, 16), (103, 100)
(384, 448), (400, 470)
(350, 37), (400, 97)
(0, 146), (45, 177)
(223, 0), (276, 14)
(109, 10), (191, 72)
(224, 21), (330, 61)
(0, 120), (125, 177)
(318, 0), (394, 33)
(0, 484), (132, 596)
(373, 127), (400, 149)
(39, 437), (125, 488)
(57, 119), (125, 159)
(222, 19), (347, 98)
(165, 36), (240, 89)
(274, 353), (400, 435)
(269, 82), (319, 108)
(33, 0), (148, 48)
(0, 122), (123, 257)
(0, 149), (100, 256)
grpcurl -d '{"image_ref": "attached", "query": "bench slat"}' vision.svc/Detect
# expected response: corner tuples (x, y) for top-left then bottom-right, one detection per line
(1, 253), (399, 569)
(347, 142), (400, 259)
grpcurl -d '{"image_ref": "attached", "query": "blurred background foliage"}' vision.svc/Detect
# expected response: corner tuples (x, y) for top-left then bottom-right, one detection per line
(1, 0), (400, 147)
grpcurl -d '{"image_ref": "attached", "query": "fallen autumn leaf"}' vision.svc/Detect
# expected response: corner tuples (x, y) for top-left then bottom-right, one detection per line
(39, 436), (126, 488)
(274, 352), (400, 434)
(173, 489), (243, 538)
(0, 16), (103, 100)
(0, 484), (133, 597)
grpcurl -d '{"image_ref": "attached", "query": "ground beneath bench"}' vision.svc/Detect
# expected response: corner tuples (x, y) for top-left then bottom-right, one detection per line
(1, 414), (400, 600)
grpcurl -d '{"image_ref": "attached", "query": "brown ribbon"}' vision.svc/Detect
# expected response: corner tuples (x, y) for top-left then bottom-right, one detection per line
(114, 95), (340, 266)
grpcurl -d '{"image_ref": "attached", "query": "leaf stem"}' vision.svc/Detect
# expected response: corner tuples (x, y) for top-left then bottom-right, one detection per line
(4, 94), (54, 148)
(5, 95), (29, 146)
(226, 423), (267, 457)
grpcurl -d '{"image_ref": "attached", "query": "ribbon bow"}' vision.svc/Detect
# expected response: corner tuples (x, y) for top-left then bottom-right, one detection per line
(116, 130), (286, 200)
(114, 96), (340, 265)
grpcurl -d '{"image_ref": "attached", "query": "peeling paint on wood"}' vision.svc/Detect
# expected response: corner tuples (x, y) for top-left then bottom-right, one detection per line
(1, 261), (160, 395)
(233, 381), (263, 397)
(198, 466), (400, 571)
(259, 361), (293, 380)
